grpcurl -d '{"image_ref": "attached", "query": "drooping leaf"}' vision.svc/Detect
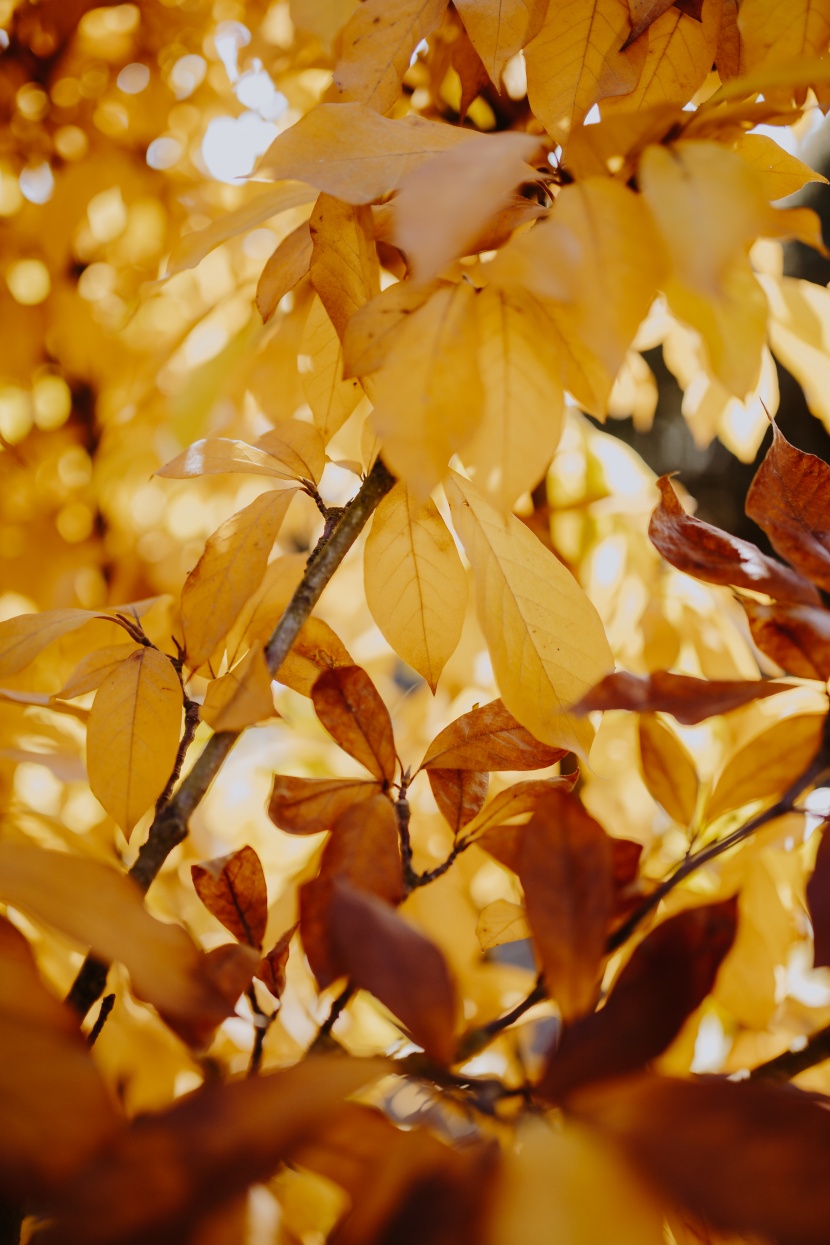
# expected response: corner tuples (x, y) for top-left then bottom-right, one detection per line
(156, 438), (300, 483)
(539, 899), (739, 1099)
(637, 714), (699, 825)
(476, 899), (530, 950)
(256, 924), (297, 1000)
(256, 223), (313, 324)
(311, 665), (397, 784)
(574, 668), (794, 723)
(342, 279), (441, 379)
(181, 488), (296, 671)
(87, 647), (183, 837)
(192, 846), (269, 949)
(164, 183), (316, 276)
(330, 0), (449, 114)
(364, 483), (468, 692)
(328, 882), (457, 1062)
(300, 294), (363, 444)
(254, 421), (327, 486)
(463, 773), (579, 843)
(737, 0), (830, 76)
(649, 475), (821, 605)
(421, 698), (567, 772)
(268, 775), (383, 834)
(309, 194), (380, 340)
(0, 608), (123, 680)
(733, 132), (828, 200)
(274, 617), (354, 696)
(741, 597), (830, 681)
(446, 471), (613, 758)
(200, 645), (276, 732)
(54, 642), (139, 700)
(429, 768), (489, 834)
(706, 713), (825, 822)
(518, 790), (615, 1021)
(454, 0), (548, 81)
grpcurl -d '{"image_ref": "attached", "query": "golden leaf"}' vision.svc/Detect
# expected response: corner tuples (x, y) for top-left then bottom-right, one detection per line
(309, 194), (380, 340)
(638, 714), (699, 826)
(331, 0), (450, 114)
(454, 0), (548, 81)
(475, 899), (530, 950)
(200, 646), (276, 733)
(301, 295), (363, 443)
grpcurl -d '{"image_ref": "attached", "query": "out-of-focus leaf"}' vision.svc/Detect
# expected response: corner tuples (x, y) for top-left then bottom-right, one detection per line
(256, 924), (297, 999)
(637, 715), (699, 825)
(429, 768), (489, 834)
(300, 293), (363, 444)
(156, 438), (300, 482)
(476, 899), (530, 950)
(574, 669), (793, 723)
(192, 846), (269, 949)
(808, 820), (830, 967)
(256, 223), (313, 324)
(87, 648), (182, 837)
(310, 194), (380, 340)
(330, 0), (450, 114)
(254, 421), (327, 486)
(0, 608), (127, 679)
(705, 713), (825, 822)
(742, 598), (830, 681)
(55, 643), (139, 699)
(165, 183), (316, 276)
(422, 698), (567, 771)
(268, 775), (383, 834)
(518, 791), (615, 1021)
(463, 774), (579, 842)
(539, 899), (738, 1099)
(311, 665), (397, 784)
(342, 280), (440, 379)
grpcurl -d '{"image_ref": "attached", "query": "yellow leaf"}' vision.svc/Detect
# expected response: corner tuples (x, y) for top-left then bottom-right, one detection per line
(342, 279), (440, 379)
(371, 281), (484, 496)
(705, 713), (824, 823)
(256, 222), (312, 325)
(638, 714), (699, 825)
(181, 489), (297, 670)
(54, 643), (138, 700)
(733, 132), (828, 199)
(0, 599), (160, 679)
(225, 553), (307, 665)
(301, 295), (363, 444)
(465, 776), (579, 840)
(363, 482), (468, 691)
(309, 195), (380, 340)
(475, 899), (530, 950)
(761, 274), (830, 433)
(525, 0), (644, 147)
(156, 437), (300, 483)
(737, 0), (830, 75)
(462, 285), (564, 509)
(164, 183), (317, 276)
(254, 420), (327, 485)
(87, 647), (183, 836)
(331, 0), (449, 114)
(257, 102), (475, 204)
(446, 472), (613, 758)
(274, 616), (354, 695)
(454, 0), (548, 81)
(605, 0), (719, 113)
(200, 646), (276, 732)
(639, 140), (769, 396)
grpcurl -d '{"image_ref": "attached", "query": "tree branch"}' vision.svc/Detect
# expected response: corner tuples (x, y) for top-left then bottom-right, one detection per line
(749, 1025), (830, 1083)
(66, 459), (396, 1020)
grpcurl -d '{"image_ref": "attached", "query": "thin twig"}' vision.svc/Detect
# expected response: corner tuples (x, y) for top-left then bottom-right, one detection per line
(308, 982), (355, 1054)
(87, 993), (115, 1047)
(155, 698), (200, 815)
(749, 1024), (830, 1083)
(246, 985), (273, 1077)
(456, 976), (547, 1061)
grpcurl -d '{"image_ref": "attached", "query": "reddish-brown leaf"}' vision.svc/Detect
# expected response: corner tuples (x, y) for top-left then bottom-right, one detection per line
(256, 924), (297, 1000)
(611, 839), (643, 889)
(742, 597), (830, 681)
(649, 475), (821, 605)
(268, 775), (382, 834)
(746, 423), (830, 593)
(539, 898), (739, 1099)
(191, 846), (268, 950)
(311, 666), (397, 784)
(328, 881), (457, 1063)
(517, 791), (615, 1022)
(807, 821), (830, 967)
(571, 1074), (830, 1245)
(573, 670), (792, 724)
(421, 698), (567, 771)
(428, 768), (489, 834)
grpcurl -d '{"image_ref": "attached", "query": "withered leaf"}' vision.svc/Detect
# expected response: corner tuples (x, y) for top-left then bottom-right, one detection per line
(745, 422), (830, 593)
(256, 924), (297, 1000)
(328, 881), (457, 1064)
(311, 665), (397, 784)
(421, 698), (567, 772)
(191, 846), (268, 949)
(649, 475), (821, 606)
(428, 768), (489, 834)
(807, 821), (830, 967)
(539, 898), (739, 1100)
(573, 669), (792, 724)
(518, 790), (615, 1022)
(742, 597), (830, 681)
(268, 774), (382, 835)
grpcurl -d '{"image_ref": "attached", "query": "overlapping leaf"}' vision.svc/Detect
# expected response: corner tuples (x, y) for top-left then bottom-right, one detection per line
(574, 668), (794, 722)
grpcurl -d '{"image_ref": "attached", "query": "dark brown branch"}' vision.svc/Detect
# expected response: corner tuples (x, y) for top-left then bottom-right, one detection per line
(749, 1025), (830, 1083)
(87, 993), (115, 1047)
(308, 982), (355, 1053)
(456, 976), (546, 1061)
(246, 985), (273, 1077)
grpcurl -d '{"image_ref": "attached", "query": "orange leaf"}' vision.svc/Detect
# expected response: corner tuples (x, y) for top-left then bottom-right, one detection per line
(192, 845), (269, 949)
(741, 597), (830, 681)
(331, 0), (449, 114)
(806, 821), (830, 967)
(311, 665), (397, 784)
(268, 774), (383, 835)
(256, 924), (297, 1000)
(421, 698), (567, 771)
(256, 223), (312, 324)
(428, 768), (489, 835)
(574, 669), (793, 724)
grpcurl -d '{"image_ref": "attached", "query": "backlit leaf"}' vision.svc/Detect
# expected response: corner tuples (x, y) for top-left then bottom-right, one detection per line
(156, 438), (300, 483)
(446, 471), (613, 758)
(311, 665), (397, 784)
(422, 698), (567, 771)
(742, 598), (830, 680)
(476, 899), (530, 950)
(192, 845), (269, 949)
(55, 643), (139, 700)
(733, 132), (828, 200)
(165, 184), (316, 276)
(454, 0), (548, 81)
(200, 645), (276, 732)
(300, 294), (363, 444)
(637, 714), (699, 826)
(268, 775), (383, 834)
(737, 0), (830, 75)
(0, 608), (115, 680)
(331, 0), (449, 114)
(574, 669), (793, 723)
(87, 647), (182, 837)
(705, 713), (825, 822)
(254, 421), (327, 485)
(429, 768), (489, 833)
(364, 483), (468, 692)
(274, 616), (353, 696)
(607, 0), (719, 111)
(256, 924), (296, 999)
(464, 774), (579, 842)
(256, 223), (313, 324)
(310, 194), (380, 340)
(342, 279), (440, 379)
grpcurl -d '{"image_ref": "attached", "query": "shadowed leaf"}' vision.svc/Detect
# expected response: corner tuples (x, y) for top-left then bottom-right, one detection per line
(574, 669), (792, 724)
(428, 768), (489, 834)
(807, 821), (830, 967)
(742, 598), (830, 680)
(311, 665), (397, 784)
(746, 422), (830, 592)
(268, 774), (383, 835)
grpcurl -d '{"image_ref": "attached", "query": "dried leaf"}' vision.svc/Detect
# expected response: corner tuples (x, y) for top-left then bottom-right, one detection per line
(638, 714), (699, 825)
(311, 665), (397, 784)
(464, 774), (579, 842)
(574, 669), (793, 724)
(422, 698), (566, 771)
(256, 223), (312, 324)
(649, 475), (821, 605)
(539, 899), (739, 1099)
(706, 713), (825, 822)
(274, 617), (353, 696)
(200, 646), (276, 732)
(331, 0), (449, 114)
(254, 421), (327, 486)
(518, 791), (615, 1021)
(87, 648), (182, 837)
(476, 898), (531, 950)
(268, 775), (383, 834)
(742, 597), (830, 680)
(364, 483), (468, 692)
(256, 924), (297, 999)
(429, 768), (489, 834)
(310, 194), (380, 340)
(156, 438), (300, 483)
(192, 846), (269, 949)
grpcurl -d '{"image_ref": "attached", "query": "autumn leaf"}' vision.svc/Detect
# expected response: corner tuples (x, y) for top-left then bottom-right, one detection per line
(342, 279), (441, 379)
(164, 183), (316, 276)
(274, 616), (353, 696)
(256, 924), (296, 1000)
(573, 668), (794, 723)
(733, 132), (828, 200)
(156, 438), (301, 483)
(300, 294), (363, 444)
(421, 698), (567, 771)
(706, 713), (825, 822)
(637, 714), (699, 825)
(0, 605), (146, 680)
(86, 647), (182, 837)
(192, 845), (269, 949)
(200, 645), (276, 732)
(254, 421), (327, 486)
(737, 0), (830, 76)
(311, 665), (397, 784)
(741, 597), (830, 681)
(309, 194), (380, 340)
(608, 0), (719, 111)
(446, 471), (613, 758)
(463, 774), (580, 842)
(454, 0), (548, 82)
(429, 768), (490, 834)
(476, 899), (530, 951)
(256, 222), (313, 324)
(268, 774), (383, 834)
(330, 0), (449, 113)
(55, 642), (139, 700)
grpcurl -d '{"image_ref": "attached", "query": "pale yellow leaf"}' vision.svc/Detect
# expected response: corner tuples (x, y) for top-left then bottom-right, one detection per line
(0, 689), (89, 722)
(342, 280), (440, 379)
(762, 274), (830, 433)
(254, 420), (327, 485)
(256, 103), (477, 204)
(737, 0), (830, 75)
(454, 0), (548, 81)
(733, 133), (828, 200)
(225, 553), (307, 665)
(165, 183), (316, 277)
(604, 0), (719, 113)
(310, 195), (380, 340)
(705, 713), (824, 823)
(637, 714), (699, 825)
(200, 646), (276, 732)
(476, 899), (530, 950)
(331, 0), (449, 114)
(371, 282), (484, 496)
(87, 647), (183, 836)
(525, 0), (643, 147)
(0, 609), (99, 679)
(55, 643), (139, 700)
(157, 438), (299, 482)
(301, 295), (363, 443)
(181, 489), (296, 670)
(256, 223), (313, 325)
(364, 482), (468, 691)
(446, 472), (613, 758)
(462, 285), (564, 509)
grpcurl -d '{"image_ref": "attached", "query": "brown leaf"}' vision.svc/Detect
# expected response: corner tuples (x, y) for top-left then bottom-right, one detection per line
(571, 1074), (830, 1245)
(742, 598), (830, 681)
(649, 475), (821, 606)
(625, 0), (676, 43)
(428, 768), (489, 834)
(256, 223), (312, 324)
(191, 846), (268, 949)
(256, 925), (297, 1000)
(518, 791), (615, 1021)
(311, 665), (397, 784)
(452, 24), (491, 117)
(39, 1057), (386, 1245)
(573, 669), (792, 724)
(421, 698), (567, 771)
(611, 838), (643, 890)
(274, 617), (353, 696)
(746, 422), (830, 593)
(539, 899), (738, 1100)
(268, 774), (382, 835)
(328, 881), (457, 1063)
(807, 821), (830, 967)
